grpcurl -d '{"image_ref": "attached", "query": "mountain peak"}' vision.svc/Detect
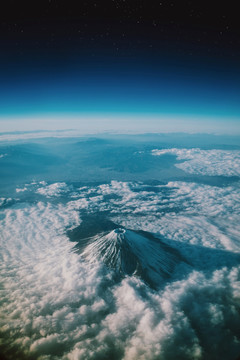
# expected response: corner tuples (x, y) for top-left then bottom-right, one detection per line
(80, 227), (185, 288)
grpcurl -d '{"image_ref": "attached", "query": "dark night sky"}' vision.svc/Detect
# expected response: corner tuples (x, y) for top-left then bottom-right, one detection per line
(0, 1), (240, 131)
(1, 1), (240, 66)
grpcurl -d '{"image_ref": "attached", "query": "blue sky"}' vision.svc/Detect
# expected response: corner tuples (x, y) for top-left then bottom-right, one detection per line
(1, 61), (240, 128)
(1, 37), (240, 135)
(1, 1), (240, 134)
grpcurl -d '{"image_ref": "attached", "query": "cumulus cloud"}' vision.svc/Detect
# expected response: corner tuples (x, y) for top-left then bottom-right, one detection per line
(1, 175), (240, 359)
(103, 181), (240, 255)
(16, 187), (28, 193)
(36, 182), (71, 197)
(35, 179), (240, 252)
(0, 197), (13, 207)
(152, 148), (240, 176)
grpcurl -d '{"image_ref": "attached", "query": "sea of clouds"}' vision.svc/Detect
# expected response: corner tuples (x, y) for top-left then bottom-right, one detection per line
(0, 148), (240, 359)
(152, 148), (240, 176)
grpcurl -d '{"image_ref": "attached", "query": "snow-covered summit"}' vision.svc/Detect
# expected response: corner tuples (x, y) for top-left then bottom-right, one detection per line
(81, 227), (184, 288)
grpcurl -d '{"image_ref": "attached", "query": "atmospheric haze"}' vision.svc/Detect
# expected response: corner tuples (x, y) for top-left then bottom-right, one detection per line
(0, 133), (240, 360)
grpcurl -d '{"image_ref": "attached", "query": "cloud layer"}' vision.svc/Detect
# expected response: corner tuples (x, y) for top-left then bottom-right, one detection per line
(152, 148), (240, 176)
(0, 178), (240, 359)
(1, 144), (240, 359)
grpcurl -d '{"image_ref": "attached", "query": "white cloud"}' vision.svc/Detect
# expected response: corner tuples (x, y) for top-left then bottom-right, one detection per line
(36, 182), (70, 197)
(0, 177), (240, 359)
(0, 197), (13, 207)
(152, 148), (240, 176)
(16, 187), (28, 193)
(107, 180), (240, 252)
(35, 179), (240, 252)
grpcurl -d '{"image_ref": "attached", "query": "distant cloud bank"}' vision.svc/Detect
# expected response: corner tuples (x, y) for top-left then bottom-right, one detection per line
(152, 148), (240, 176)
